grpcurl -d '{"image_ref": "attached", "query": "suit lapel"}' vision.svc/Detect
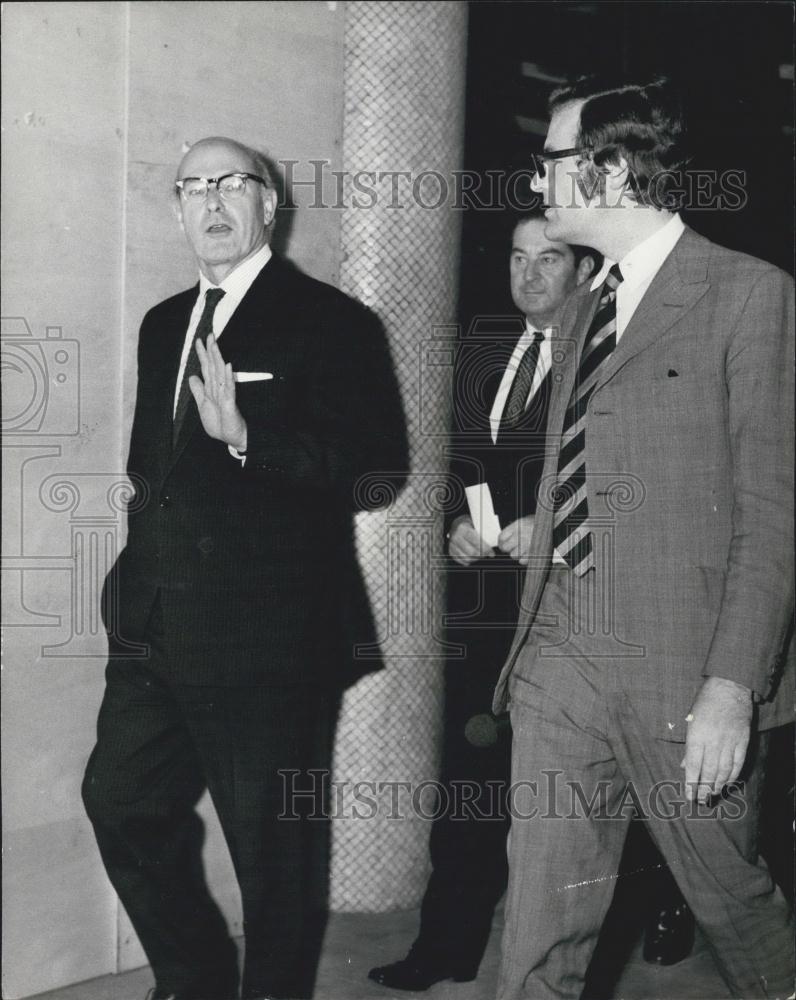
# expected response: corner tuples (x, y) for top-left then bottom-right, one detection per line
(149, 288), (197, 478)
(168, 254), (287, 466)
(205, 254), (285, 366)
(547, 283), (601, 439)
(598, 227), (711, 384)
(485, 318), (526, 442)
(506, 285), (598, 635)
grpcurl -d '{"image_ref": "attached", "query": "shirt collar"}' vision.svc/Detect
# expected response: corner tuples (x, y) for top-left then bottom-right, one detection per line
(198, 243), (272, 298)
(524, 318), (550, 338)
(589, 213), (685, 292)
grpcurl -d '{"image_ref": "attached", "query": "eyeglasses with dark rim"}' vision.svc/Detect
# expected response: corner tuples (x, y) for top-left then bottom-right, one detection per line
(175, 173), (268, 201)
(531, 147), (593, 178)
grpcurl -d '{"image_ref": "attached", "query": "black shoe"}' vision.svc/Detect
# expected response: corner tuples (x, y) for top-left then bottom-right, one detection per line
(368, 956), (477, 991)
(643, 902), (695, 965)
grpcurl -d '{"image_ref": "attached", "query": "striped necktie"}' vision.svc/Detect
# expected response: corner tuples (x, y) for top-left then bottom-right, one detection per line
(552, 264), (623, 575)
(497, 330), (545, 440)
(172, 287), (225, 447)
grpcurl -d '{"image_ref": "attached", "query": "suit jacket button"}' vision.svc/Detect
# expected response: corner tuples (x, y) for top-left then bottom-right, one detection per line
(198, 536), (214, 555)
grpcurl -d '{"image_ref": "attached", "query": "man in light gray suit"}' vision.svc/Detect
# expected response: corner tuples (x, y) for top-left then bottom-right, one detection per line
(494, 76), (794, 999)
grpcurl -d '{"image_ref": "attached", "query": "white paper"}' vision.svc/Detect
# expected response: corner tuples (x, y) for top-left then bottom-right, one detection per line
(465, 482), (501, 548)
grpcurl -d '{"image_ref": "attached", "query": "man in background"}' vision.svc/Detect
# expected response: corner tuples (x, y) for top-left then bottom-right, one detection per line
(83, 136), (407, 1000)
(370, 210), (597, 991)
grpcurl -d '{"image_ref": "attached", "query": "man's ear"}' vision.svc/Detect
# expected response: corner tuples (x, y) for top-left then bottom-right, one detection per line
(173, 198), (185, 231)
(262, 188), (278, 227)
(575, 254), (596, 286)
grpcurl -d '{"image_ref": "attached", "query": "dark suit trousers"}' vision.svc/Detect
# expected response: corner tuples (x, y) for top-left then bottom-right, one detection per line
(82, 600), (329, 1000)
(411, 556), (518, 971)
(499, 568), (795, 1000)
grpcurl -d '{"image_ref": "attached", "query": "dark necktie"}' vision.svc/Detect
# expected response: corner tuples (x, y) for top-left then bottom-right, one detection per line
(172, 287), (225, 447)
(497, 330), (545, 439)
(552, 264), (623, 575)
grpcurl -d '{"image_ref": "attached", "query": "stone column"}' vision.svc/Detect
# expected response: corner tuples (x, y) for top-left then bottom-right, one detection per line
(330, 0), (468, 911)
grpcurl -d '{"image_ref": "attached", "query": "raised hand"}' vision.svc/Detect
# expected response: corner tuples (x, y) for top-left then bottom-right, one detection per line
(189, 334), (247, 451)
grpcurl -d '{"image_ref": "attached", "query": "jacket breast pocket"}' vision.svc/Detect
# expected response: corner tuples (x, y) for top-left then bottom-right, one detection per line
(235, 374), (289, 422)
(648, 373), (705, 397)
(646, 373), (724, 426)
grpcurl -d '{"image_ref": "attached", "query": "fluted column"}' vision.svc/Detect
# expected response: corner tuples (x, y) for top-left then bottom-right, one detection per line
(330, 0), (468, 911)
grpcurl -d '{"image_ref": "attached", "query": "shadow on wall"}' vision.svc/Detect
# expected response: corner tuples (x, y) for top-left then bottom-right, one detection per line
(266, 152), (296, 259)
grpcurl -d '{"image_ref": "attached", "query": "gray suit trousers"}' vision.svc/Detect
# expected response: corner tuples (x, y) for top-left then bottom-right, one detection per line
(499, 567), (794, 999)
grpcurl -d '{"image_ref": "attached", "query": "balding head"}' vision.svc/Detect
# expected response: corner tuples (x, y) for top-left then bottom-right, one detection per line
(174, 137), (277, 284)
(175, 137), (275, 190)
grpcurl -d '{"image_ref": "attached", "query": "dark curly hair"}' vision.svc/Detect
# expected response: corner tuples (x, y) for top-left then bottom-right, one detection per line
(549, 76), (690, 209)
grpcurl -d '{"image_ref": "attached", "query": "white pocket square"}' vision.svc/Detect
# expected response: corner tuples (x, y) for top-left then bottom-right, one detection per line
(234, 371), (274, 382)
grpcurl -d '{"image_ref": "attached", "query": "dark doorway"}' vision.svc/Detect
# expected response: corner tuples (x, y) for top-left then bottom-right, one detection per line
(459, 0), (794, 324)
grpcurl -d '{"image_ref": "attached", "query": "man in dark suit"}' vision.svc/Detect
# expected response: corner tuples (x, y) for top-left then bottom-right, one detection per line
(369, 210), (598, 991)
(82, 136), (407, 1000)
(494, 78), (794, 999)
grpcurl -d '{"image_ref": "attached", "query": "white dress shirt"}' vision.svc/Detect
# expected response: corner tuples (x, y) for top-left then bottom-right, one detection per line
(587, 213), (685, 339)
(172, 243), (272, 416)
(489, 321), (552, 443)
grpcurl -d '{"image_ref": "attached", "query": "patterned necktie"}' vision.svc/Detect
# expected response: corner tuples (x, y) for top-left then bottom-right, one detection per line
(497, 330), (545, 439)
(172, 287), (225, 447)
(552, 264), (623, 574)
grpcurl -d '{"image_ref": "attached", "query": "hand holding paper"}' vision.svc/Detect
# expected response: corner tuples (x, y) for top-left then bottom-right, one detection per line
(497, 515), (535, 565)
(448, 515), (496, 566)
(464, 482), (501, 548)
